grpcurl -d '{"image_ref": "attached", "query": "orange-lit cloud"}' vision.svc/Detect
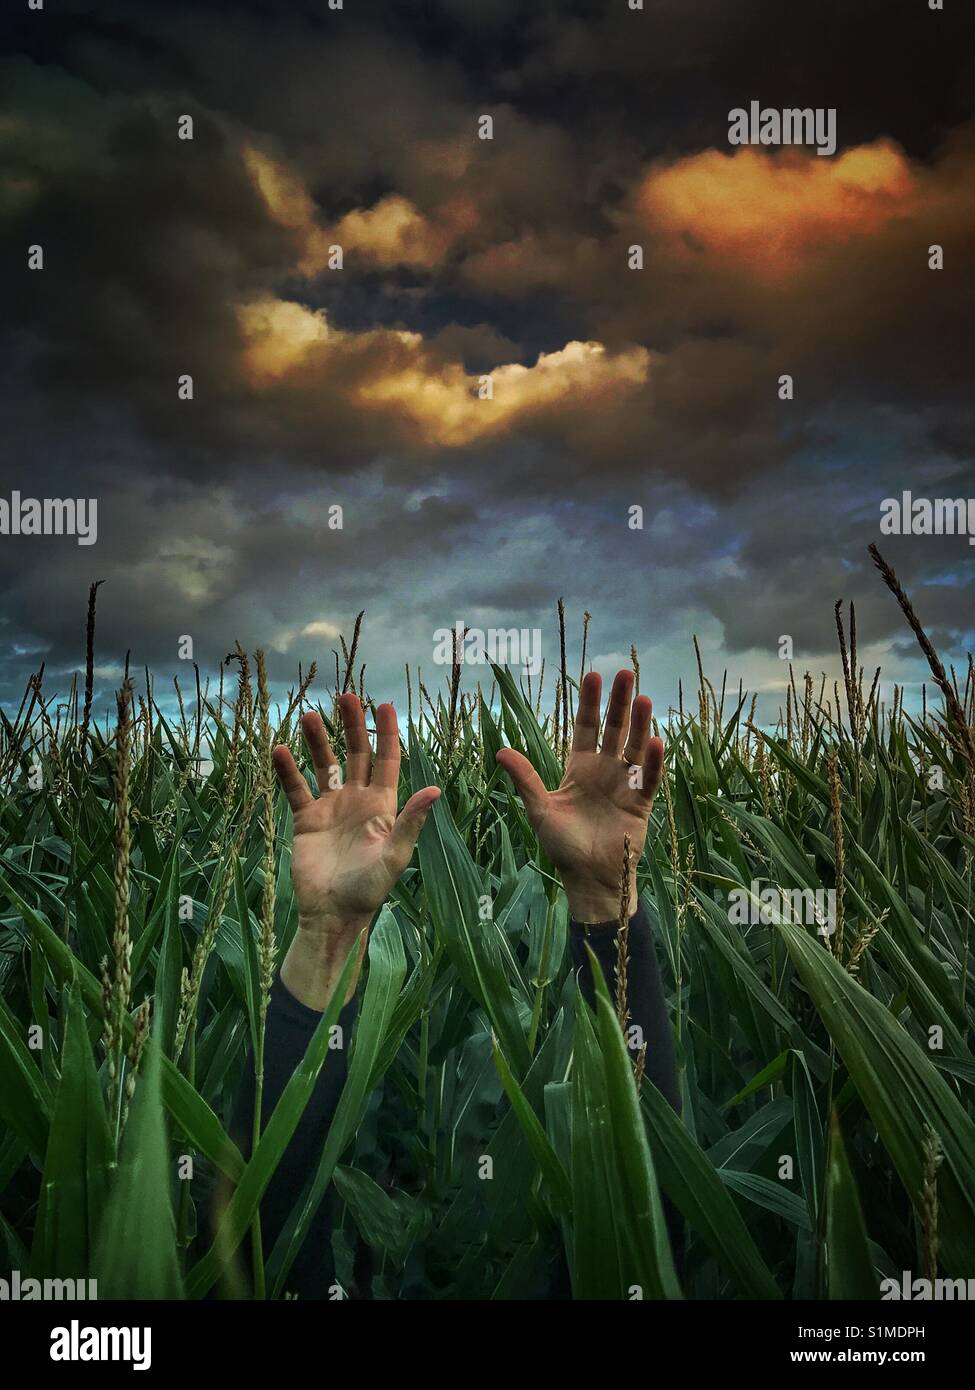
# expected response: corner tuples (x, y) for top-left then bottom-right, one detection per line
(354, 336), (650, 447)
(636, 139), (918, 279)
(332, 193), (476, 269)
(238, 297), (330, 378)
(243, 145), (475, 274)
(236, 295), (650, 447)
(242, 146), (335, 276)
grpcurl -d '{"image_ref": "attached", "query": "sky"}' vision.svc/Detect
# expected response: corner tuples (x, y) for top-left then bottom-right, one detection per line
(2, 0), (974, 725)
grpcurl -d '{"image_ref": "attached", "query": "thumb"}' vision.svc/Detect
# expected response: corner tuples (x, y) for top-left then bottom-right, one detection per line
(385, 786), (440, 877)
(495, 748), (548, 824)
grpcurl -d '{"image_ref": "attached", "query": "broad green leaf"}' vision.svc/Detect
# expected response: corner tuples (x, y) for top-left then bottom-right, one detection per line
(410, 728), (531, 1073)
(639, 1075), (781, 1298)
(778, 917), (975, 1276)
(492, 1034), (571, 1216)
(92, 1033), (184, 1299)
(31, 985), (112, 1278)
(826, 1111), (879, 1300)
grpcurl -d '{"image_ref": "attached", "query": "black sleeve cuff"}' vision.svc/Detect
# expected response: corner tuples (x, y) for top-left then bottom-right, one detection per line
(569, 899), (651, 986)
(268, 973), (359, 1040)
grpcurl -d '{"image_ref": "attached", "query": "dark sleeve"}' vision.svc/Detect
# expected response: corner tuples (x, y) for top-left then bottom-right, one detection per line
(569, 899), (680, 1112)
(228, 977), (359, 1298)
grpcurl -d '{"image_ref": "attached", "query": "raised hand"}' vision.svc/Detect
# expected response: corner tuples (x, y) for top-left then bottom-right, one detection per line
(272, 695), (439, 1007)
(496, 670), (664, 923)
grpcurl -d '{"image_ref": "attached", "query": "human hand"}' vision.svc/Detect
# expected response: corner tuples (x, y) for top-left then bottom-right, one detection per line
(272, 695), (439, 1007)
(496, 670), (663, 923)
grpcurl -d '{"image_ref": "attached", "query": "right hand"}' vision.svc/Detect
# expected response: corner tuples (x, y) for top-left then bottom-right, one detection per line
(272, 695), (439, 1007)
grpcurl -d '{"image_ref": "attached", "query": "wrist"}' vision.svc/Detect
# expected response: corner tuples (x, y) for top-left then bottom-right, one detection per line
(296, 909), (372, 944)
(561, 875), (638, 925)
(282, 912), (371, 1010)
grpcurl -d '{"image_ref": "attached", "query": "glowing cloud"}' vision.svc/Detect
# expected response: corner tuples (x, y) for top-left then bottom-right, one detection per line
(638, 139), (917, 278)
(236, 295), (650, 447)
(244, 145), (474, 275)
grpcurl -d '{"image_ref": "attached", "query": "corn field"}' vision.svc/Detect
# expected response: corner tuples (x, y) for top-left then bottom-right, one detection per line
(1, 554), (974, 1301)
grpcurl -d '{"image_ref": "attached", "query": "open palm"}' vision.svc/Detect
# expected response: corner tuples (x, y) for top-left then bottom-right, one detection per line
(497, 671), (664, 922)
(273, 696), (439, 927)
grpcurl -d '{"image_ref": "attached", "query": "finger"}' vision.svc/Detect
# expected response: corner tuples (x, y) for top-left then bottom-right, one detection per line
(622, 694), (653, 765)
(339, 692), (372, 784)
(384, 786), (440, 877)
(636, 735), (665, 803)
(571, 670), (602, 752)
(372, 703), (401, 789)
(272, 745), (314, 812)
(496, 748), (548, 824)
(301, 711), (340, 793)
(599, 670), (635, 757)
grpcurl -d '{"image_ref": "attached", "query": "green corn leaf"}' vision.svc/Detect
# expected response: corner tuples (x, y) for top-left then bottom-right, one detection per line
(0, 870), (244, 1181)
(92, 1032), (184, 1299)
(0, 992), (53, 1160)
(778, 916), (975, 1276)
(333, 1165), (426, 1270)
(31, 985), (112, 1279)
(825, 1111), (879, 1300)
(490, 664), (562, 789)
(491, 1033), (572, 1216)
(410, 727), (531, 1073)
(639, 1072), (782, 1298)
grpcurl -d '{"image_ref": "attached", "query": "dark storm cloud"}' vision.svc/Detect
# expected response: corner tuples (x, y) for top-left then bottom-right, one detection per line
(1, 0), (972, 709)
(502, 0), (974, 157)
(0, 470), (472, 687)
(683, 447), (975, 659)
(5, 0), (973, 493)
